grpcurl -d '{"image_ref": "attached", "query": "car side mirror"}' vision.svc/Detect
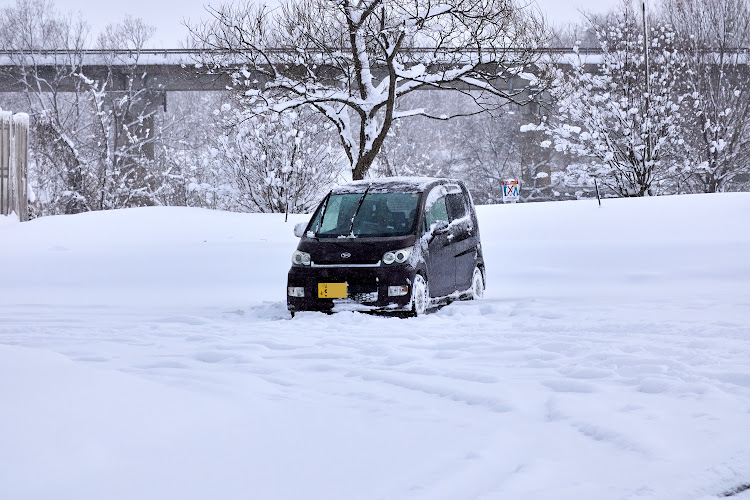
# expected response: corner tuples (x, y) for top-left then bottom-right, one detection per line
(425, 220), (450, 242)
(433, 220), (450, 235)
(293, 222), (308, 238)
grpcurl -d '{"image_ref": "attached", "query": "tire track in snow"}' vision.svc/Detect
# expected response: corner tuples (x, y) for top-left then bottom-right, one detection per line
(345, 368), (512, 413)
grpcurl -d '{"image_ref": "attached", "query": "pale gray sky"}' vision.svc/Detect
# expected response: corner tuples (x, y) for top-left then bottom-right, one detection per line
(52, 0), (618, 48)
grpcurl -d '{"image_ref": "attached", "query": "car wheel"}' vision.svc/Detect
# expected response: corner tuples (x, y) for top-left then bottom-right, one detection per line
(411, 274), (429, 316)
(470, 267), (484, 300)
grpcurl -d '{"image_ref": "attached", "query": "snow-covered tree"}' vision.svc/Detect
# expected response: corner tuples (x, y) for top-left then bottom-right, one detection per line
(90, 15), (165, 209)
(543, 2), (685, 197)
(190, 0), (549, 181)
(154, 92), (229, 209)
(0, 0), (166, 214)
(454, 109), (547, 203)
(0, 0), (91, 213)
(664, 0), (750, 192)
(216, 107), (340, 214)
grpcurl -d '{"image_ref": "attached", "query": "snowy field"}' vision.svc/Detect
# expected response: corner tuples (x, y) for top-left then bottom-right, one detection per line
(1, 193), (749, 500)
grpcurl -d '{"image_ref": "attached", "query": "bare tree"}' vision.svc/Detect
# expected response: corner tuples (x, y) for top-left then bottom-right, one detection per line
(663, 0), (750, 192)
(190, 0), (549, 180)
(462, 108), (555, 203)
(550, 20), (600, 49)
(371, 89), (462, 179)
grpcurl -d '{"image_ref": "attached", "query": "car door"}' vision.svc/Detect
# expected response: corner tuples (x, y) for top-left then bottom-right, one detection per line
(423, 192), (455, 297)
(445, 189), (477, 292)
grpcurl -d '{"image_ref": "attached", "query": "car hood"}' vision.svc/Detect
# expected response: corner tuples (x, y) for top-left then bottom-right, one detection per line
(297, 235), (417, 266)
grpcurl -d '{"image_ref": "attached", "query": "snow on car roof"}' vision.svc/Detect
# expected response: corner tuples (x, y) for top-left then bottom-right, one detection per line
(331, 177), (454, 194)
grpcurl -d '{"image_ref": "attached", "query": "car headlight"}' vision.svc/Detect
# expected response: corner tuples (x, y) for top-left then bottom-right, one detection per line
(292, 250), (311, 266)
(382, 247), (411, 265)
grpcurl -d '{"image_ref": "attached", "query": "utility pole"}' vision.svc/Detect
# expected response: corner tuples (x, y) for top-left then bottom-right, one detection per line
(642, 0), (652, 181)
(643, 1), (650, 97)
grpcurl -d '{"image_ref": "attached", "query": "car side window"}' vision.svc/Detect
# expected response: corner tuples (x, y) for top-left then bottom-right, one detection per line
(425, 196), (448, 231)
(319, 195), (344, 233)
(445, 192), (467, 222)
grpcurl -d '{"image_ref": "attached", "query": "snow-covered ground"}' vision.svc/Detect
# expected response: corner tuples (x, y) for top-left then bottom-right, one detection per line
(1, 194), (749, 500)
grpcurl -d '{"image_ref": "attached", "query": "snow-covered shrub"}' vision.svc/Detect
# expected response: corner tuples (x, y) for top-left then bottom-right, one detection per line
(216, 108), (340, 214)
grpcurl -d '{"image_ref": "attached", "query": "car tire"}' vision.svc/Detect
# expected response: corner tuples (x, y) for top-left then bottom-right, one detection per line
(470, 267), (484, 300)
(411, 274), (429, 316)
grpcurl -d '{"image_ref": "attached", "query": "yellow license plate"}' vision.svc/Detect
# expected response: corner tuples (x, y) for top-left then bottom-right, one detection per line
(318, 282), (347, 299)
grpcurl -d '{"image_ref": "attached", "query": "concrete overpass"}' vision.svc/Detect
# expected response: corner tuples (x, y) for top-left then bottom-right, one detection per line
(0, 47), (609, 95)
(0, 47), (580, 202)
(1, 46), (745, 101)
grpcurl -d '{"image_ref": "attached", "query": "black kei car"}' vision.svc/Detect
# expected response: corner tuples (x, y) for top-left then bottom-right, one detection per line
(287, 177), (485, 316)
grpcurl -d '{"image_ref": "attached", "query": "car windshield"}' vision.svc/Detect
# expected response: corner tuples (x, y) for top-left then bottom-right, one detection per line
(310, 192), (420, 237)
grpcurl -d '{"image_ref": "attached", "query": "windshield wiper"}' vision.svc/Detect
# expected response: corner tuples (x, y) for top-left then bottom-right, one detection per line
(347, 185), (371, 237)
(311, 193), (331, 238)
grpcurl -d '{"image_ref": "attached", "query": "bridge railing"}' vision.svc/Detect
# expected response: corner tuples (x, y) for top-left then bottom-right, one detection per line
(0, 47), (610, 66)
(0, 110), (29, 221)
(0, 46), (747, 58)
(0, 46), (746, 71)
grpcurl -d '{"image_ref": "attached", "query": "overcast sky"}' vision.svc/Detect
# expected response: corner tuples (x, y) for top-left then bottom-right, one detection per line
(52, 0), (618, 48)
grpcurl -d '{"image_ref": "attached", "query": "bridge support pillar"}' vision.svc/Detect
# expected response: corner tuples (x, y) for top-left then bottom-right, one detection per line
(110, 90), (165, 206)
(521, 100), (552, 199)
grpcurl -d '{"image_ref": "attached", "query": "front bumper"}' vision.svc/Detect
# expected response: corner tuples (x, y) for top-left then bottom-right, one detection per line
(287, 264), (417, 313)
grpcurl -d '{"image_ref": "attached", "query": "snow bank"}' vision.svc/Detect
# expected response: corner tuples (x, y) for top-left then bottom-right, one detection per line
(476, 192), (750, 298)
(0, 213), (20, 227)
(0, 207), (307, 306)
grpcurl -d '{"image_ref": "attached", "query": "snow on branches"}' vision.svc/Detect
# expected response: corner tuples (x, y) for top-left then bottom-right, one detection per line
(664, 0), (750, 193)
(540, 5), (685, 197)
(215, 107), (339, 214)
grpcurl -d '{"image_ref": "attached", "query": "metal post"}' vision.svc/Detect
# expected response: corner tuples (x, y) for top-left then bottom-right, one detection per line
(642, 1), (652, 167)
(594, 178), (602, 207)
(643, 1), (650, 96)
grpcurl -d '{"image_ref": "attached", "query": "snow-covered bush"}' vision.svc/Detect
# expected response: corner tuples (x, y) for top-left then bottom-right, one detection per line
(216, 107), (340, 214)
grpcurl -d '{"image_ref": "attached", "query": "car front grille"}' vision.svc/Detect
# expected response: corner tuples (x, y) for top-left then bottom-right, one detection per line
(314, 258), (381, 266)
